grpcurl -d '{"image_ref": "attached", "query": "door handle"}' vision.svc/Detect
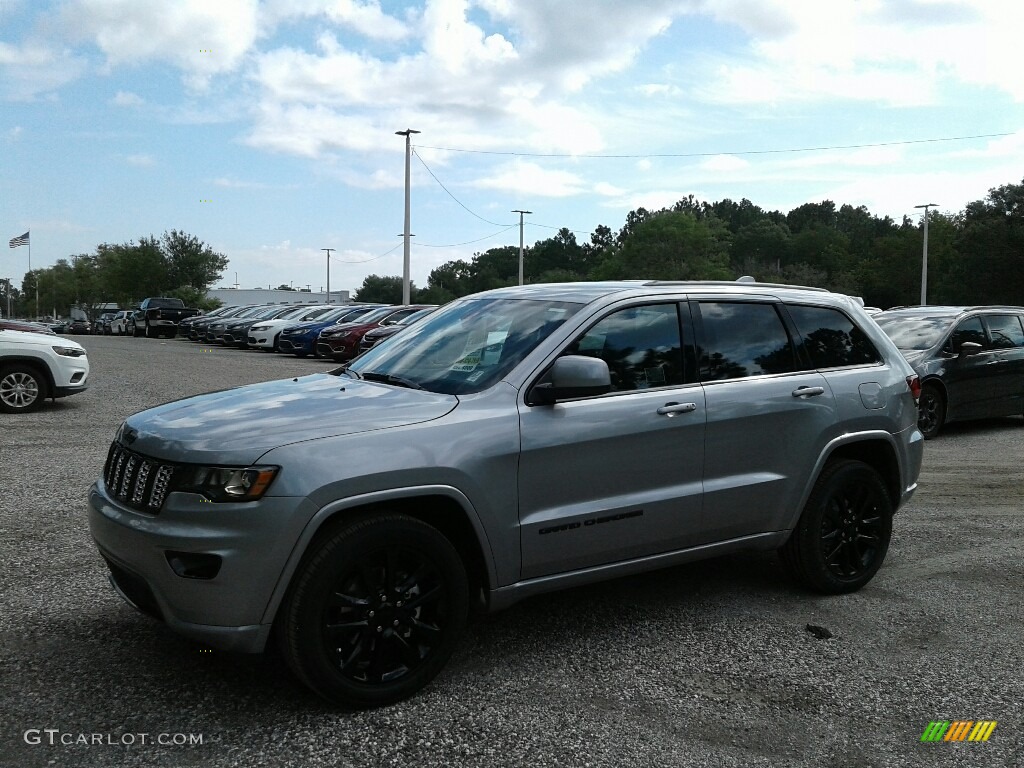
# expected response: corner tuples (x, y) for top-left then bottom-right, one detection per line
(657, 402), (697, 416)
(792, 386), (825, 398)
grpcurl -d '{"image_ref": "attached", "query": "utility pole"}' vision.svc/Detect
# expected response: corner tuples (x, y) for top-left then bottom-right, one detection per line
(396, 129), (419, 305)
(322, 248), (335, 303)
(512, 210), (532, 285)
(914, 203), (938, 305)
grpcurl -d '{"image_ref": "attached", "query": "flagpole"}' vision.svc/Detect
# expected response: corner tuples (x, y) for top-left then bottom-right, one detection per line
(30, 235), (38, 319)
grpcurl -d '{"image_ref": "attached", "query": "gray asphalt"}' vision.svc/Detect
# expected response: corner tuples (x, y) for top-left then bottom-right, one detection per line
(1, 334), (1022, 767)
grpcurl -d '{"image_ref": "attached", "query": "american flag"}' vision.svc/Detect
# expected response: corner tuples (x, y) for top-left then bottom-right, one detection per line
(9, 231), (29, 248)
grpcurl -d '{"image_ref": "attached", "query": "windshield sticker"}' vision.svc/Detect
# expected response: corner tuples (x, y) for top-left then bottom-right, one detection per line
(451, 353), (480, 372)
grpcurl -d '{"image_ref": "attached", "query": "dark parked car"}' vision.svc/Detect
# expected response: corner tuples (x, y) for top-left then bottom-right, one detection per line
(189, 305), (259, 341)
(206, 305), (274, 344)
(221, 305), (317, 348)
(317, 305), (436, 362)
(179, 305), (237, 338)
(67, 318), (91, 334)
(357, 306), (437, 355)
(94, 312), (117, 334)
(874, 305), (1024, 438)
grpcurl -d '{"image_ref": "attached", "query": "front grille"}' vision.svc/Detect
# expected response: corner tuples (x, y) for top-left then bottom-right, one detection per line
(104, 442), (178, 513)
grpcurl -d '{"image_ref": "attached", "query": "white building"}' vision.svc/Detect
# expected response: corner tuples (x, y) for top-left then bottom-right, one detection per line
(205, 288), (350, 307)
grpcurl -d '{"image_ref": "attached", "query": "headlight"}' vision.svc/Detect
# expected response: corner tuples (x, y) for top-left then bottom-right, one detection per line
(174, 465), (279, 502)
(52, 346), (86, 357)
(250, 324), (270, 332)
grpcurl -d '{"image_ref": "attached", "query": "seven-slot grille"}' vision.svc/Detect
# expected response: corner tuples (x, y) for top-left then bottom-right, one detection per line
(104, 442), (177, 513)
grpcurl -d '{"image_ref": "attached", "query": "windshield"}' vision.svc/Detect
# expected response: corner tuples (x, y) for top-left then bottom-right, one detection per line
(347, 298), (582, 395)
(875, 315), (955, 350)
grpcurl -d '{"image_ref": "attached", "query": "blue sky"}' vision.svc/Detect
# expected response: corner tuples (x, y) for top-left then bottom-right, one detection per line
(2, 0), (1023, 295)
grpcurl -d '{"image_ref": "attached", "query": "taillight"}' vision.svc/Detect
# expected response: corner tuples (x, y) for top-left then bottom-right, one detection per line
(907, 374), (921, 403)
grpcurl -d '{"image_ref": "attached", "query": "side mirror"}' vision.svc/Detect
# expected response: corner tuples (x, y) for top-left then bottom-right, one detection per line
(958, 341), (983, 358)
(531, 355), (612, 405)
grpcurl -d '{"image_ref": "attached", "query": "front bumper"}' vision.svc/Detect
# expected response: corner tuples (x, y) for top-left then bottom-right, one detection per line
(87, 481), (309, 653)
(279, 336), (315, 354)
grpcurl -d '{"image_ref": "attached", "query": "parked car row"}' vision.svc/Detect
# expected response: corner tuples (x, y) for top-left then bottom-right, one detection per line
(177, 302), (438, 362)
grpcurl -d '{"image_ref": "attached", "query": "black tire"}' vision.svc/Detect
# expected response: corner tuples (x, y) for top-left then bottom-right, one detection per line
(0, 363), (48, 413)
(918, 384), (945, 439)
(271, 333), (280, 352)
(780, 459), (892, 594)
(144, 321), (153, 339)
(131, 321), (141, 338)
(277, 513), (469, 708)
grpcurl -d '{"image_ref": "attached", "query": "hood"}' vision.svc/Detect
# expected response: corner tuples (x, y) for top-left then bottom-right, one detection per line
(122, 373), (458, 464)
(1, 329), (80, 347)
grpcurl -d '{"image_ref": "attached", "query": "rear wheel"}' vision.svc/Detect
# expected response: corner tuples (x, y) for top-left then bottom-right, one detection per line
(918, 383), (945, 439)
(780, 460), (892, 594)
(0, 363), (48, 413)
(277, 513), (469, 708)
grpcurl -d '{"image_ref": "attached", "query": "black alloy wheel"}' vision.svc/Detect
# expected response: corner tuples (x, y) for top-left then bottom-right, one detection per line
(917, 384), (945, 439)
(780, 459), (892, 594)
(278, 513), (468, 708)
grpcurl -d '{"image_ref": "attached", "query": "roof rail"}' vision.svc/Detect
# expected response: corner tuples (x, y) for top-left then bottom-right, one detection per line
(642, 280), (830, 293)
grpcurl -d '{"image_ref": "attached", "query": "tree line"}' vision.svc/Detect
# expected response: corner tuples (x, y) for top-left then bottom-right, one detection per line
(355, 177), (1024, 309)
(4, 230), (228, 318)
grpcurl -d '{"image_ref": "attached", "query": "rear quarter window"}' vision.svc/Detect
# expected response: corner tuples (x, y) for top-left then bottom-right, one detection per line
(787, 304), (882, 368)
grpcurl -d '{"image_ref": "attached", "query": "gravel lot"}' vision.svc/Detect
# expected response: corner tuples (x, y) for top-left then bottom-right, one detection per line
(1, 334), (1022, 767)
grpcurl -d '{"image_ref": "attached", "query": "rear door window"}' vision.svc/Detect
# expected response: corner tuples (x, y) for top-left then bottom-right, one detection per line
(696, 302), (796, 381)
(787, 304), (882, 368)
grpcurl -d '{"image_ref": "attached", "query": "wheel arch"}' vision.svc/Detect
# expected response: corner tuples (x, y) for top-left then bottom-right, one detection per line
(0, 355), (56, 394)
(262, 486), (496, 631)
(789, 433), (904, 532)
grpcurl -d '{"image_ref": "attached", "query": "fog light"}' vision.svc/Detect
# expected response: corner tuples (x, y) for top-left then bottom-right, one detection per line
(166, 551), (222, 580)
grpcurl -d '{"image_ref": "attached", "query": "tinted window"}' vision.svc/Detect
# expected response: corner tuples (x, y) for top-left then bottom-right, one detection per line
(788, 305), (881, 368)
(569, 303), (684, 392)
(949, 317), (987, 352)
(874, 314), (955, 350)
(698, 302), (795, 381)
(985, 314), (1024, 349)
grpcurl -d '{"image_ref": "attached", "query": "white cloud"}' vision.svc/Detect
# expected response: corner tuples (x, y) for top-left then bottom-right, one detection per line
(261, 0), (410, 41)
(61, 0), (259, 89)
(699, 154), (750, 172)
(594, 181), (626, 196)
(602, 188), (693, 212)
(111, 90), (144, 107)
(125, 153), (155, 166)
(0, 41), (87, 100)
(472, 161), (586, 197)
(693, 0), (1024, 105)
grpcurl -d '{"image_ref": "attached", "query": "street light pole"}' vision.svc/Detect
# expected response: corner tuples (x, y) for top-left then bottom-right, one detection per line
(396, 129), (419, 305)
(914, 203), (938, 305)
(512, 210), (532, 286)
(322, 248), (335, 304)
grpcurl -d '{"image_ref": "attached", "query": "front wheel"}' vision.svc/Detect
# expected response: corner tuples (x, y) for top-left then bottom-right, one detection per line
(780, 460), (892, 594)
(0, 363), (48, 413)
(277, 513), (469, 708)
(918, 384), (945, 439)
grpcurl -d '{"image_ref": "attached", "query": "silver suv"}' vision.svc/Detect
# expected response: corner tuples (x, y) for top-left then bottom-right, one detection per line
(88, 281), (923, 707)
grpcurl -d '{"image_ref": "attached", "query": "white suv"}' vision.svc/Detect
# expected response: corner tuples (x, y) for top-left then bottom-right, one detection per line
(0, 329), (89, 413)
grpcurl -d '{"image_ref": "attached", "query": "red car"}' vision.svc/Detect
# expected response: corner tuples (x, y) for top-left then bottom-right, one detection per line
(316, 305), (435, 362)
(0, 319), (56, 335)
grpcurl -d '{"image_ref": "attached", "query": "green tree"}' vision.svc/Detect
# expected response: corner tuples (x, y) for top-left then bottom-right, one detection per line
(355, 274), (411, 304)
(615, 209), (732, 280)
(161, 230), (229, 291)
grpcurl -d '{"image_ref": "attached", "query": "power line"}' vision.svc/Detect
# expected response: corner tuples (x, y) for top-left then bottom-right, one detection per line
(416, 131), (1014, 159)
(416, 224), (520, 248)
(414, 150), (513, 227)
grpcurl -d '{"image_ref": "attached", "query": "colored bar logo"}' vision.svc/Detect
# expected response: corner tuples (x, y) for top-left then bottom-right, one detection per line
(921, 721), (997, 742)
